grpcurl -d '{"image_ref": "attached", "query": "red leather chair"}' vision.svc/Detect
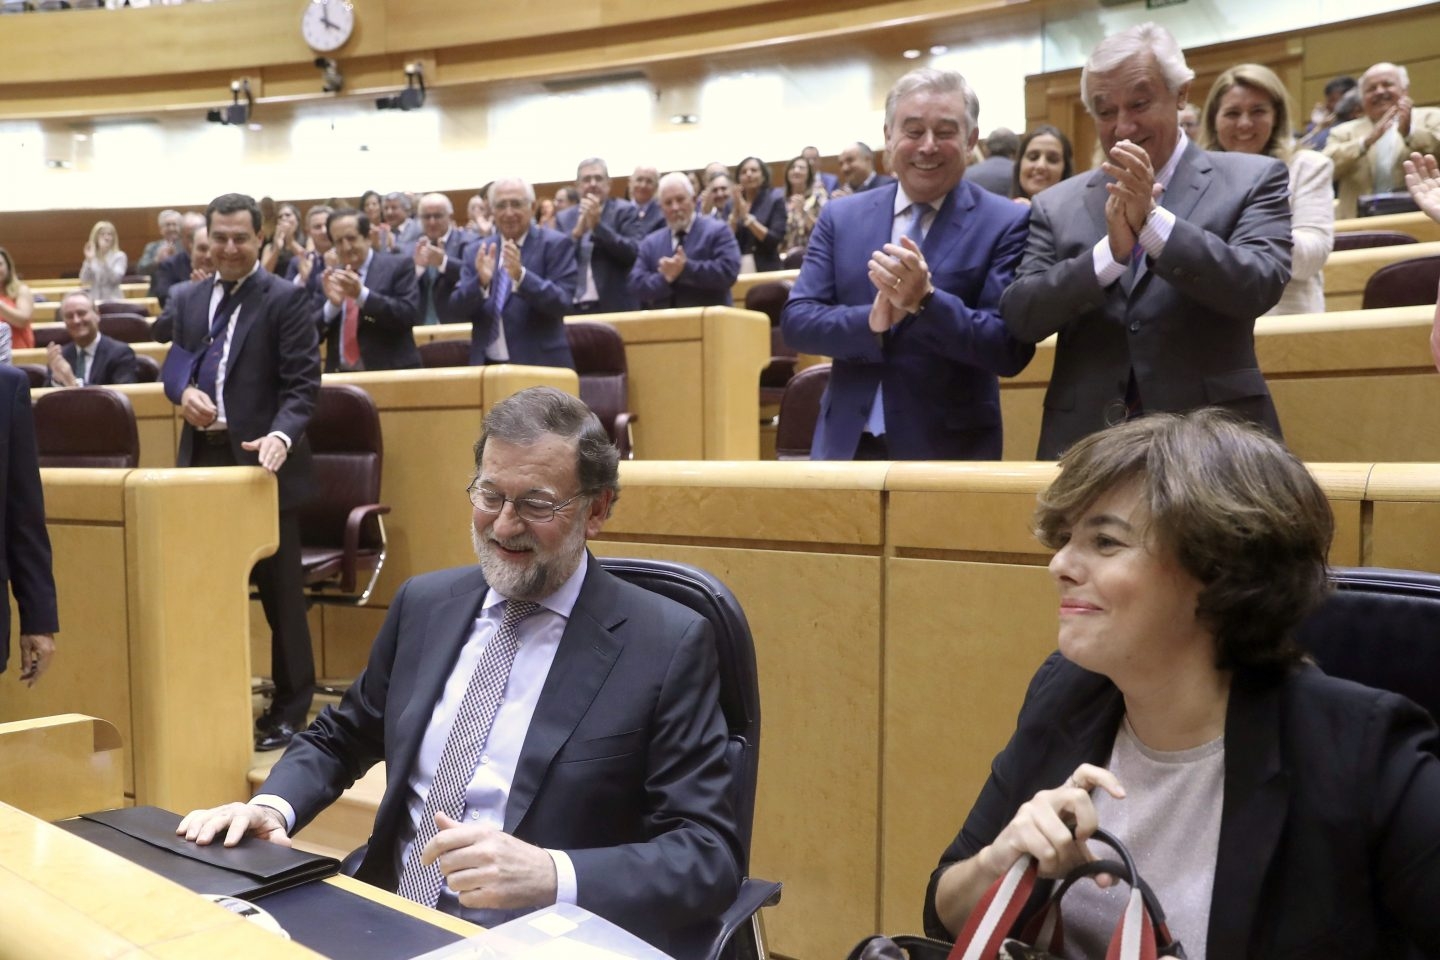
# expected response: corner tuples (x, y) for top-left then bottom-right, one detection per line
(775, 362), (829, 460)
(565, 321), (635, 459)
(1361, 255), (1440, 310)
(33, 387), (139, 468)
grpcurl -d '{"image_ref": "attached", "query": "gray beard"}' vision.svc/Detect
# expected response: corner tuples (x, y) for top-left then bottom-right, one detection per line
(470, 518), (587, 601)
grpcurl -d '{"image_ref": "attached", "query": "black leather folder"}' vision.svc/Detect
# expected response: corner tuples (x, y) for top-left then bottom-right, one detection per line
(57, 806), (339, 899)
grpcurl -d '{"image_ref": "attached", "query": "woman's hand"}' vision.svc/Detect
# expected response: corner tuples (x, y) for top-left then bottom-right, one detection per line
(732, 189), (751, 223)
(83, 241), (96, 260)
(981, 764), (1125, 880)
(932, 764), (1126, 936)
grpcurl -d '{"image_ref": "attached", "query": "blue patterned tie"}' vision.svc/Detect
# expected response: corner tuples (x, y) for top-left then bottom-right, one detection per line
(195, 280), (238, 402)
(394, 599), (541, 907)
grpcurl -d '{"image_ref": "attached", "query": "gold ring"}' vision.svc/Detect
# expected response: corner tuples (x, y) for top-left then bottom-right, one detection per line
(892, 276), (901, 289)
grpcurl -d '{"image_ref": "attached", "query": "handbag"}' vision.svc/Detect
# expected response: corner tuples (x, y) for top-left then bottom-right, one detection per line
(949, 828), (1186, 960)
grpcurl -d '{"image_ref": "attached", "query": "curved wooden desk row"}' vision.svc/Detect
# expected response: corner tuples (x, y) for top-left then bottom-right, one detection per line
(584, 459), (1440, 959)
(12, 305), (770, 465)
(25, 297), (159, 326)
(1000, 304), (1438, 462)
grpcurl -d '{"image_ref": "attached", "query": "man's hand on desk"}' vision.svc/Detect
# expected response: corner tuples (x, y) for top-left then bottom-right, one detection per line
(421, 811), (558, 910)
(176, 802), (292, 848)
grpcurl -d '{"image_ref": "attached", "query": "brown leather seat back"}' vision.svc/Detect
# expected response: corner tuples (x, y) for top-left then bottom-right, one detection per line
(1332, 231), (1419, 252)
(565, 321), (632, 455)
(33, 387), (139, 468)
(97, 313), (153, 343)
(417, 338), (471, 368)
(1362, 255), (1440, 310)
(775, 362), (830, 460)
(301, 384), (383, 550)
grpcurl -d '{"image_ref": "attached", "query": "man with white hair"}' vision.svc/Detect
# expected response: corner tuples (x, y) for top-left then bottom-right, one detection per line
(782, 67), (1034, 461)
(405, 193), (475, 325)
(441, 177), (578, 368)
(628, 165), (668, 236)
(629, 172), (741, 309)
(1324, 61), (1440, 219)
(1000, 21), (1292, 459)
(136, 209), (182, 276)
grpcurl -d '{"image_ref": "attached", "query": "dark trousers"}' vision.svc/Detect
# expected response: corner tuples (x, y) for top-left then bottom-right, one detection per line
(192, 431), (315, 727)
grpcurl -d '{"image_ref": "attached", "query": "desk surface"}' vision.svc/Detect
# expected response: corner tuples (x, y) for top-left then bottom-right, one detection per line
(0, 801), (481, 959)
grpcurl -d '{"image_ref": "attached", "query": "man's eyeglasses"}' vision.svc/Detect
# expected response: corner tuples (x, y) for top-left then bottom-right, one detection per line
(467, 481), (581, 523)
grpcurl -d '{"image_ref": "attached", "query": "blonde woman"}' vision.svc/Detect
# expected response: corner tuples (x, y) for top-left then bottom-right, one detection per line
(1202, 64), (1334, 315)
(79, 220), (128, 301)
(0, 247), (36, 349)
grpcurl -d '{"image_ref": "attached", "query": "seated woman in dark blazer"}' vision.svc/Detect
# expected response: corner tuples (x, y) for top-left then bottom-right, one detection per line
(729, 156), (787, 273)
(925, 409), (1440, 958)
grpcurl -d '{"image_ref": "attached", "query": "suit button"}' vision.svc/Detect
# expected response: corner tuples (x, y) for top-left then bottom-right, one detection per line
(1128, 322), (1140, 333)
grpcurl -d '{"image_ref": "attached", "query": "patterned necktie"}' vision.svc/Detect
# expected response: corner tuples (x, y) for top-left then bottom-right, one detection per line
(905, 202), (930, 246)
(423, 265), (439, 325)
(394, 599), (542, 907)
(342, 297), (361, 368)
(490, 243), (513, 318)
(195, 279), (239, 403)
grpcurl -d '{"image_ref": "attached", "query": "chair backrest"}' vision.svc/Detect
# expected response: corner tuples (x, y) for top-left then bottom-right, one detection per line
(781, 249), (805, 270)
(33, 387), (139, 468)
(565, 321), (630, 447)
(97, 313), (153, 343)
(597, 557), (760, 871)
(775, 362), (830, 460)
(300, 384), (383, 550)
(1332, 231), (1420, 253)
(743, 280), (792, 327)
(16, 364), (46, 390)
(417, 338), (471, 368)
(1361, 255), (1440, 310)
(97, 300), (146, 318)
(34, 326), (70, 347)
(133, 354), (160, 383)
(1296, 567), (1440, 723)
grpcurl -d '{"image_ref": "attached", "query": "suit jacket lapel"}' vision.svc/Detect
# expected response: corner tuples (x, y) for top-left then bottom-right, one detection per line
(920, 183), (976, 267)
(1207, 670), (1289, 956)
(1160, 143), (1212, 226)
(505, 558), (626, 833)
(220, 270), (266, 368)
(382, 572), (490, 820)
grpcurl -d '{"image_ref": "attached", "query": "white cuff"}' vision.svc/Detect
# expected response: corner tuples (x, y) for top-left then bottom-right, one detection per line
(267, 431), (293, 451)
(1138, 205), (1175, 258)
(249, 794), (297, 833)
(547, 849), (577, 904)
(1092, 238), (1127, 288)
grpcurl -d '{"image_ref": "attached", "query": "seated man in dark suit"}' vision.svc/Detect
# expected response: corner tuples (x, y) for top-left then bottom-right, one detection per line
(317, 208), (421, 372)
(782, 67), (1035, 461)
(629, 172), (741, 309)
(402, 193), (475, 326)
(45, 291), (138, 387)
(441, 177), (577, 369)
(179, 386), (742, 954)
(831, 141), (896, 197)
(150, 211), (207, 307)
(555, 157), (644, 314)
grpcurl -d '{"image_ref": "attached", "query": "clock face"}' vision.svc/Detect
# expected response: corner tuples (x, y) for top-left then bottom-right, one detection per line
(301, 0), (355, 53)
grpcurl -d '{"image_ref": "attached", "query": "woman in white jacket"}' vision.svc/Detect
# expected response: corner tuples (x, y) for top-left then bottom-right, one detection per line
(1202, 63), (1334, 316)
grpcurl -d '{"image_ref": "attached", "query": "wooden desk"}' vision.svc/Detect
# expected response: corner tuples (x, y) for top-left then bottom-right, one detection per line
(30, 296), (160, 323)
(0, 801), (482, 959)
(28, 280), (152, 300)
(1334, 210), (1440, 244)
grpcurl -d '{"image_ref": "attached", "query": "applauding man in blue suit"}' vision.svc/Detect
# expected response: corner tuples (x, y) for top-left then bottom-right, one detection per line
(443, 178), (578, 370)
(782, 68), (1034, 461)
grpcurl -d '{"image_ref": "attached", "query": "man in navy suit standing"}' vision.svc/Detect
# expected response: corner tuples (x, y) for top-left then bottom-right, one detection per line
(442, 178), (578, 369)
(555, 158), (644, 314)
(404, 193), (475, 326)
(318, 208), (421, 372)
(782, 67), (1034, 460)
(167, 193), (321, 749)
(0, 364), (57, 687)
(629, 172), (741, 309)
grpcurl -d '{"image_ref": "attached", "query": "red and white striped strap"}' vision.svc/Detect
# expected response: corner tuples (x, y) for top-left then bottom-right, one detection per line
(949, 857), (1037, 960)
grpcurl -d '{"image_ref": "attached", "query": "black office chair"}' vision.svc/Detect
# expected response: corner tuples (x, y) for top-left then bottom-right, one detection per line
(1297, 567), (1440, 723)
(336, 558), (781, 960)
(597, 558), (781, 960)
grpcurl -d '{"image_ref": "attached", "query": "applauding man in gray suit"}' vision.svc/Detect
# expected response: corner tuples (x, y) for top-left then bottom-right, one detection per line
(1001, 22), (1292, 459)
